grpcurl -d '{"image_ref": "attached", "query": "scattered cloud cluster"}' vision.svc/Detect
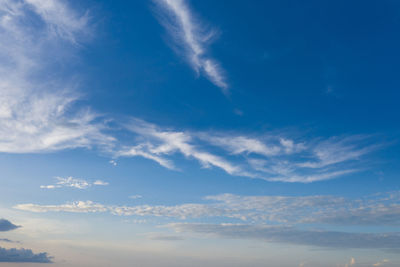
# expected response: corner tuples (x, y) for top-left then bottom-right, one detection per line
(14, 192), (400, 226)
(153, 0), (228, 92)
(40, 176), (109, 189)
(14, 191), (400, 250)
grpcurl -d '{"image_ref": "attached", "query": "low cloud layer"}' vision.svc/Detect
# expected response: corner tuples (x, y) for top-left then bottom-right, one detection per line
(168, 223), (400, 250)
(0, 247), (52, 263)
(14, 191), (400, 227)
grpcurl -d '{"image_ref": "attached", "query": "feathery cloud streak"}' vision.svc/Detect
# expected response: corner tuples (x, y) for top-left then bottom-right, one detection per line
(0, 0), (113, 154)
(154, 0), (228, 92)
(116, 119), (378, 183)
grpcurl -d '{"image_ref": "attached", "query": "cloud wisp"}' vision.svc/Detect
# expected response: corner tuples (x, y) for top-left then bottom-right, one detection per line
(153, 0), (228, 93)
(0, 0), (114, 154)
(40, 176), (109, 189)
(116, 119), (379, 183)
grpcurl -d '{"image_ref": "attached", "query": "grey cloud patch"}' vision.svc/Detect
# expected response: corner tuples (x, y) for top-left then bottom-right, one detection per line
(0, 238), (16, 243)
(0, 219), (20, 232)
(146, 233), (184, 241)
(0, 247), (52, 263)
(169, 223), (400, 250)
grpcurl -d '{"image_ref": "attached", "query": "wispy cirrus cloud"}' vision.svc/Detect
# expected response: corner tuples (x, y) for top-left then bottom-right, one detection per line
(115, 119), (378, 183)
(153, 0), (228, 93)
(40, 176), (108, 190)
(0, 0), (114, 154)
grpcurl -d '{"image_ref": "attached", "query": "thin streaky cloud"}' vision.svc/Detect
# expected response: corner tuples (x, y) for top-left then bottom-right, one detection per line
(14, 191), (400, 227)
(116, 119), (378, 183)
(167, 223), (400, 250)
(154, 0), (228, 92)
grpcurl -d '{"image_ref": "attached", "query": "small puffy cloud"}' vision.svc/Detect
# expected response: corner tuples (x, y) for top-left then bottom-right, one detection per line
(109, 160), (117, 166)
(0, 247), (52, 263)
(0, 219), (20, 232)
(129, 195), (143, 199)
(93, 180), (109, 186)
(40, 176), (108, 189)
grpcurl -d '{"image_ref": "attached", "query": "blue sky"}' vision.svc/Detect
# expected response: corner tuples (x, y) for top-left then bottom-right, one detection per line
(0, 0), (400, 266)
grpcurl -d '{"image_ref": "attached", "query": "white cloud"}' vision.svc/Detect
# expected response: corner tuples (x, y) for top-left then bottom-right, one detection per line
(24, 0), (90, 43)
(116, 119), (377, 183)
(154, 0), (228, 92)
(0, 0), (114, 154)
(93, 180), (109, 186)
(120, 119), (241, 175)
(40, 176), (108, 189)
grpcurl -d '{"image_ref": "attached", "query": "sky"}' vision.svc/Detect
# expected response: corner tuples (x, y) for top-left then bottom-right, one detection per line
(0, 0), (400, 266)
